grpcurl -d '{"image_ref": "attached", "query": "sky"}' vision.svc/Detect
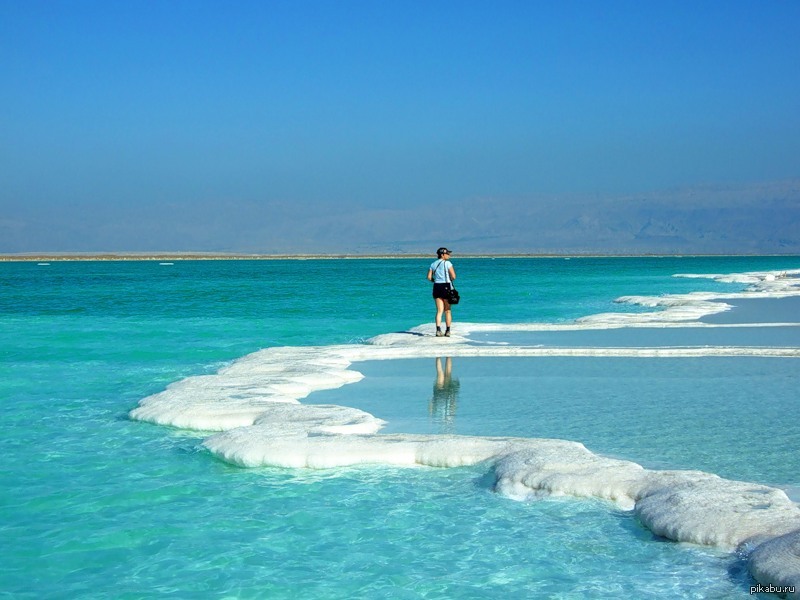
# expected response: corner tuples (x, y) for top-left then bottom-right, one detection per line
(1, 0), (799, 253)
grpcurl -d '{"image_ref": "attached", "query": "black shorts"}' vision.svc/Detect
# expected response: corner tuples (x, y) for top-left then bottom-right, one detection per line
(432, 282), (451, 300)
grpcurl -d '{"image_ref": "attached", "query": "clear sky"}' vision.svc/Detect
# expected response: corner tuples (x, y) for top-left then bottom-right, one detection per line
(1, 0), (799, 252)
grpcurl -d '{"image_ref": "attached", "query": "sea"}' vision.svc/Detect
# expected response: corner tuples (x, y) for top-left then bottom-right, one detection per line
(2, 255), (799, 599)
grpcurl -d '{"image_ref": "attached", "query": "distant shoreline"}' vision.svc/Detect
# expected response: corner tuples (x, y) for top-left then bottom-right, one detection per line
(2, 252), (798, 262)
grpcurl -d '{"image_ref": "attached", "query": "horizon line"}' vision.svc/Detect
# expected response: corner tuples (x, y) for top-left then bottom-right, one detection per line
(2, 251), (800, 262)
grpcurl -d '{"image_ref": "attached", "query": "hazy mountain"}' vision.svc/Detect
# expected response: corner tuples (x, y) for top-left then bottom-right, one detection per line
(2, 179), (799, 255)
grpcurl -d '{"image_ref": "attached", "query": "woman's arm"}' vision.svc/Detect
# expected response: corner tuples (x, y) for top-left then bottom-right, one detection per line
(427, 269), (434, 282)
(448, 266), (456, 281)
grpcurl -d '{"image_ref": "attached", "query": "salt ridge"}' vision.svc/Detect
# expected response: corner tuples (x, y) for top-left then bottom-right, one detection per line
(130, 268), (800, 596)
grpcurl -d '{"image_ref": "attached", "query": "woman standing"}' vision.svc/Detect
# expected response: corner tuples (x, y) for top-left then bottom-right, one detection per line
(426, 247), (456, 337)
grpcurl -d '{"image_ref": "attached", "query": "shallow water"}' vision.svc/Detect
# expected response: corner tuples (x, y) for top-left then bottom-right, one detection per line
(308, 355), (800, 490)
(0, 459), (753, 599)
(3, 256), (800, 598)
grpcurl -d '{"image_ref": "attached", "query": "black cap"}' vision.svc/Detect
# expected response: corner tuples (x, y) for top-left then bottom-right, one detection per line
(437, 247), (452, 257)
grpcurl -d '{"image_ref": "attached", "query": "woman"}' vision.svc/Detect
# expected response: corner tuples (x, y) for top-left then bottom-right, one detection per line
(426, 247), (456, 337)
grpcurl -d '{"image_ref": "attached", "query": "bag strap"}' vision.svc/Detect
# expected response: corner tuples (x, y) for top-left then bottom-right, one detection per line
(435, 259), (450, 283)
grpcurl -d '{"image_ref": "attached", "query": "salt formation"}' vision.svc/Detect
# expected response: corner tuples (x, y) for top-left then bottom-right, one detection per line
(130, 268), (800, 597)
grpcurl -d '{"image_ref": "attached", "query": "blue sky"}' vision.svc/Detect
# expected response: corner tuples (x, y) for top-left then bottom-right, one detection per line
(1, 1), (799, 252)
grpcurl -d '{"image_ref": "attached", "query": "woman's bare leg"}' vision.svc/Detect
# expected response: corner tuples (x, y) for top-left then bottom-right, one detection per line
(435, 298), (445, 328)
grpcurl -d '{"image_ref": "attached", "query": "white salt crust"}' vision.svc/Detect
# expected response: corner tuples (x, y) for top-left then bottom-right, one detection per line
(130, 268), (800, 595)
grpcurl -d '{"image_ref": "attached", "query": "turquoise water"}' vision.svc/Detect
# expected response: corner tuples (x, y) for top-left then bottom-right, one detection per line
(2, 256), (799, 598)
(309, 356), (800, 489)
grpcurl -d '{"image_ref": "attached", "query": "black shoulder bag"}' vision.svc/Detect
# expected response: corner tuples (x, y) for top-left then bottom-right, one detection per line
(436, 259), (460, 305)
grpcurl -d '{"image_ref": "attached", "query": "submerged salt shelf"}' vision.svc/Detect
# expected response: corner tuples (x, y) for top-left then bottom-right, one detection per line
(129, 268), (800, 597)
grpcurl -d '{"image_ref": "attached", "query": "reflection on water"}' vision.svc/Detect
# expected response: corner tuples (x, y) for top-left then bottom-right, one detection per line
(429, 357), (460, 433)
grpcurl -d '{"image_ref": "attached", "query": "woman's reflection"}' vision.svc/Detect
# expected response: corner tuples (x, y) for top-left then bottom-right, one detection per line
(429, 357), (460, 433)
